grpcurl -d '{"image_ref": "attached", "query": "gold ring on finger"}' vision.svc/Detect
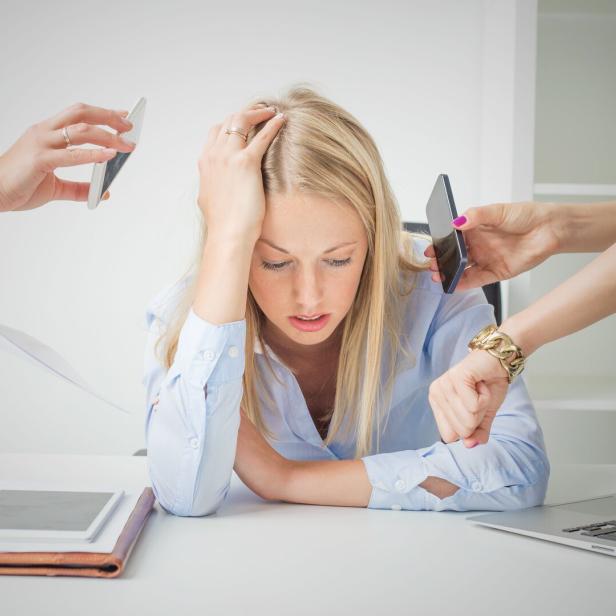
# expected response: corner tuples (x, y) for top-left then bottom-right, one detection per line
(62, 126), (73, 148)
(225, 126), (248, 142)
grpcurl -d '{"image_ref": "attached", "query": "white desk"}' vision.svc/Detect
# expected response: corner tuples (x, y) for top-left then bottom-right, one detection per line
(1, 454), (615, 616)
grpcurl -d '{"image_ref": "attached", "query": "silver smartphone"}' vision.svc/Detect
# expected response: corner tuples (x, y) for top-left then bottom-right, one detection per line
(87, 97), (147, 210)
(425, 174), (468, 293)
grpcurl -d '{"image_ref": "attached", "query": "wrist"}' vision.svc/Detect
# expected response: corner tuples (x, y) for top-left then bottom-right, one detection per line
(205, 228), (260, 252)
(499, 316), (536, 357)
(536, 202), (563, 257)
(550, 202), (602, 254)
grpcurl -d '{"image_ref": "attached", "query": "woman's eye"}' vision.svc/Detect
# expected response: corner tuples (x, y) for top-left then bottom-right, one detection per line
(326, 257), (352, 267)
(260, 257), (352, 271)
(261, 261), (289, 271)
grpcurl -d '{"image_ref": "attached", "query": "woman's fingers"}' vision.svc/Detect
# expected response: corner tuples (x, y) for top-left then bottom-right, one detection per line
(441, 383), (477, 439)
(47, 103), (133, 133)
(48, 124), (135, 152)
(217, 107), (278, 149)
(48, 103), (132, 133)
(41, 147), (117, 171)
(53, 179), (91, 202)
(246, 112), (286, 158)
(429, 380), (459, 443)
(465, 407), (498, 448)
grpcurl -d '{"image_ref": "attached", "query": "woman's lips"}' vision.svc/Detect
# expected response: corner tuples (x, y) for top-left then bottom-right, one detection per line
(288, 314), (331, 332)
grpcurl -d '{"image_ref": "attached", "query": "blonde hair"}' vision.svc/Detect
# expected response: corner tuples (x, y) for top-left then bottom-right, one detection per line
(158, 87), (427, 457)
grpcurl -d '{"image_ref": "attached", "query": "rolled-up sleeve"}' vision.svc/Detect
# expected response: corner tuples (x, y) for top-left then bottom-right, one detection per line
(144, 306), (246, 517)
(362, 287), (550, 512)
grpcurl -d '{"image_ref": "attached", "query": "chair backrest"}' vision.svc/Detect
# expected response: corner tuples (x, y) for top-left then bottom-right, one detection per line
(402, 221), (502, 325)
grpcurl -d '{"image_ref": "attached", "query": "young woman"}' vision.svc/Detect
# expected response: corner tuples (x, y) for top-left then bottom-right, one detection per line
(144, 88), (549, 516)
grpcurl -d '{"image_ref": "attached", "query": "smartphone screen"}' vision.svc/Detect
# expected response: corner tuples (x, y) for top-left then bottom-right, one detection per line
(101, 151), (132, 195)
(425, 174), (467, 293)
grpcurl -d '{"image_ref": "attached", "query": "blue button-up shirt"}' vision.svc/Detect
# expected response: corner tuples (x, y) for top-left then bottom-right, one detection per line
(144, 270), (549, 516)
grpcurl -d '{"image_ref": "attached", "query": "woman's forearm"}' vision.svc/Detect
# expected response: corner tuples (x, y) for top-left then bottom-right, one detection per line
(501, 241), (616, 356)
(281, 460), (458, 507)
(193, 232), (257, 324)
(553, 201), (616, 253)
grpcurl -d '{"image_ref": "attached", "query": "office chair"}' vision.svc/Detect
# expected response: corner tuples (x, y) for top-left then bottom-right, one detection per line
(403, 221), (502, 325)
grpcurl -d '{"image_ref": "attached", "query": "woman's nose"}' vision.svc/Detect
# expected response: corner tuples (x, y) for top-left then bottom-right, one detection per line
(292, 266), (323, 309)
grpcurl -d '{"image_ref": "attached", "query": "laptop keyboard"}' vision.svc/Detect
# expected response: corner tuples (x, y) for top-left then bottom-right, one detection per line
(563, 520), (616, 540)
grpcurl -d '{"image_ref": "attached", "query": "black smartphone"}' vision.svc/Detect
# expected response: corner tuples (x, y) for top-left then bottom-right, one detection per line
(425, 174), (467, 293)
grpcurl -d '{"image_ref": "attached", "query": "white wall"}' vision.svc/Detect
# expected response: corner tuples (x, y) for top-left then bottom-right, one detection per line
(0, 0), (537, 455)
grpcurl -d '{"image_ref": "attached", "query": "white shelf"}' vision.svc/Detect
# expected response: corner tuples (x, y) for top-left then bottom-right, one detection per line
(534, 183), (616, 197)
(527, 375), (616, 413)
(534, 399), (616, 413)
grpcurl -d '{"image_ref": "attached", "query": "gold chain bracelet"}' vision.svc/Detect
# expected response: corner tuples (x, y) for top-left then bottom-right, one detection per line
(468, 325), (526, 383)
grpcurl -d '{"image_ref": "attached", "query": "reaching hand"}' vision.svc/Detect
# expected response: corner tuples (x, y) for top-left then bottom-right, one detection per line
(424, 202), (560, 290)
(0, 103), (135, 212)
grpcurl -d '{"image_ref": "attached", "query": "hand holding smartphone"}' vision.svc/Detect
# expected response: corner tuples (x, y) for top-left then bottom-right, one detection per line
(425, 174), (467, 293)
(87, 97), (147, 209)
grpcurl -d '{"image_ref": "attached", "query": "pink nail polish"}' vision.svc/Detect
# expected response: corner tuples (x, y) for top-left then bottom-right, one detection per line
(453, 215), (467, 227)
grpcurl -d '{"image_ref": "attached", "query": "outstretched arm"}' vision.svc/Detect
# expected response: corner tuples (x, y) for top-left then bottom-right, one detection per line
(430, 241), (616, 447)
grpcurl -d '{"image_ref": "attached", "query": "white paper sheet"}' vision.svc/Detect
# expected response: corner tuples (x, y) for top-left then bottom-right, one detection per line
(0, 323), (130, 414)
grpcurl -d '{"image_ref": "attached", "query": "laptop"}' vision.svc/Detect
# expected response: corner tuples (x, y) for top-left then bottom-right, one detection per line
(468, 494), (616, 557)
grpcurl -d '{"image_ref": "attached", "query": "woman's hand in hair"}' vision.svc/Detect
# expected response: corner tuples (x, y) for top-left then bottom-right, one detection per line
(197, 107), (286, 242)
(428, 350), (509, 448)
(424, 202), (559, 290)
(0, 103), (135, 212)
(233, 411), (292, 502)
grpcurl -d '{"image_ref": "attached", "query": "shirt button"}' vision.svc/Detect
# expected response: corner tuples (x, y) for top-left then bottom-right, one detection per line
(228, 346), (239, 358)
(201, 350), (215, 361)
(189, 438), (199, 449)
(394, 479), (406, 493)
(391, 504), (402, 511)
(471, 481), (482, 492)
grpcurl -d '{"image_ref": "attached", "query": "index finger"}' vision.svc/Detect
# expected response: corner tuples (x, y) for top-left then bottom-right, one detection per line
(46, 103), (133, 133)
(423, 244), (436, 258)
(246, 112), (286, 158)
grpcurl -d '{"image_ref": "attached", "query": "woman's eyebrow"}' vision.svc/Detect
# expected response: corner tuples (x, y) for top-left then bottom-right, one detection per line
(258, 239), (358, 254)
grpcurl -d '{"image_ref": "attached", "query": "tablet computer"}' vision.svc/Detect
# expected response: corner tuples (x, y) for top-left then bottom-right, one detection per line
(0, 489), (124, 543)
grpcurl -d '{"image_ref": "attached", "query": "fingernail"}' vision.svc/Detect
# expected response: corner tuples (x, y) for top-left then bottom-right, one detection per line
(102, 148), (117, 156)
(117, 110), (130, 117)
(469, 441), (478, 448)
(453, 215), (467, 227)
(276, 112), (285, 119)
(120, 137), (136, 148)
